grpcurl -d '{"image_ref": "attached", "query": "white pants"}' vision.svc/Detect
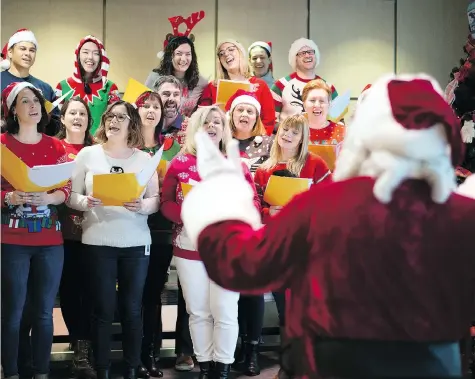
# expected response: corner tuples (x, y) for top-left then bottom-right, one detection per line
(175, 257), (239, 364)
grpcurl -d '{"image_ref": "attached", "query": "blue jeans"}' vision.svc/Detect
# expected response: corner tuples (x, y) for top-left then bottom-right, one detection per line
(1, 243), (64, 377)
(87, 244), (149, 369)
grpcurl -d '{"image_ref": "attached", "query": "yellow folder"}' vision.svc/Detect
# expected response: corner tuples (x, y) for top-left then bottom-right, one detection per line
(92, 146), (164, 206)
(308, 143), (342, 171)
(263, 176), (312, 206)
(1, 144), (76, 192)
(181, 179), (198, 198)
(216, 80), (251, 108)
(122, 78), (152, 103)
(45, 89), (74, 113)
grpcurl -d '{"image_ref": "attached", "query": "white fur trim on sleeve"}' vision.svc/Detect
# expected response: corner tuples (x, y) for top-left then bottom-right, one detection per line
(456, 174), (475, 199)
(181, 174), (262, 249)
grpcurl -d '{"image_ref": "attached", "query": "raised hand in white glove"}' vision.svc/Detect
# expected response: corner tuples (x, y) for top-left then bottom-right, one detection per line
(181, 131), (262, 249)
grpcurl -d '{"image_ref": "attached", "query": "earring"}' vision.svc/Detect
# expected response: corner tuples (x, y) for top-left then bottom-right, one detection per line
(13, 114), (17, 122)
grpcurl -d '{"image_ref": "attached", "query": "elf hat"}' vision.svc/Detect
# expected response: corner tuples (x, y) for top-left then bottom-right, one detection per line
(225, 89), (261, 115)
(248, 41), (273, 71)
(7, 29), (38, 50)
(333, 73), (463, 203)
(288, 38), (320, 71)
(2, 81), (38, 115)
(1, 43), (10, 70)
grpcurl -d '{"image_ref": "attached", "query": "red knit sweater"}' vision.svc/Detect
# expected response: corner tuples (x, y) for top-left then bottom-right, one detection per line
(254, 153), (331, 223)
(161, 153), (260, 260)
(199, 77), (276, 136)
(309, 121), (345, 145)
(1, 133), (71, 246)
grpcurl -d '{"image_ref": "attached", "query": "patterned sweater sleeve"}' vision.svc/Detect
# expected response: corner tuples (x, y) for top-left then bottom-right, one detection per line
(53, 142), (72, 202)
(270, 79), (284, 124)
(160, 160), (183, 224)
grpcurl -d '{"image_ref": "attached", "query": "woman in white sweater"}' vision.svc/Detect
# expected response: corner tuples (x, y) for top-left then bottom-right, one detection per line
(68, 100), (159, 379)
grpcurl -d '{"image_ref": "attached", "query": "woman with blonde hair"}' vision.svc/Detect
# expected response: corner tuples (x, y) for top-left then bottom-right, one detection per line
(198, 39), (275, 135)
(68, 100), (159, 379)
(160, 106), (260, 379)
(302, 79), (345, 145)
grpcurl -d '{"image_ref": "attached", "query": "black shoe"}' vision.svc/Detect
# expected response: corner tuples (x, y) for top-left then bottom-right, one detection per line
(244, 342), (260, 376)
(137, 365), (150, 379)
(123, 368), (137, 379)
(73, 340), (97, 379)
(96, 369), (109, 379)
(198, 361), (213, 379)
(141, 344), (163, 378)
(214, 362), (230, 379)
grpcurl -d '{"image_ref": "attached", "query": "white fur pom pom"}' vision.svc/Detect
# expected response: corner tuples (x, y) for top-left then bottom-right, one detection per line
(157, 51), (165, 60)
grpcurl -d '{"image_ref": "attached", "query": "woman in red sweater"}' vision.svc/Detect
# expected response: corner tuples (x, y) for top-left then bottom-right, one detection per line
(198, 39), (275, 135)
(1, 82), (71, 379)
(254, 113), (330, 379)
(160, 105), (260, 379)
(56, 96), (95, 378)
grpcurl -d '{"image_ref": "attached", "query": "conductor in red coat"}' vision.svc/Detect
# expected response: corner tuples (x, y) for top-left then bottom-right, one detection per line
(180, 73), (475, 379)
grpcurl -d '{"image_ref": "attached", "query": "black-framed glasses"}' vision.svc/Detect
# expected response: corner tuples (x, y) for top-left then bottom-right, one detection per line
(296, 49), (315, 57)
(105, 113), (131, 123)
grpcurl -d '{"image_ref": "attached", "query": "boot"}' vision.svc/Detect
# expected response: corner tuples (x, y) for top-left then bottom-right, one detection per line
(122, 368), (137, 379)
(96, 370), (110, 379)
(73, 340), (97, 379)
(141, 343), (163, 378)
(198, 361), (213, 379)
(137, 365), (150, 379)
(244, 342), (260, 376)
(214, 362), (230, 379)
(234, 335), (246, 365)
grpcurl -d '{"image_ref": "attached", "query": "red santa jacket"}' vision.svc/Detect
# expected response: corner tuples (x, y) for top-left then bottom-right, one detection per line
(195, 177), (475, 378)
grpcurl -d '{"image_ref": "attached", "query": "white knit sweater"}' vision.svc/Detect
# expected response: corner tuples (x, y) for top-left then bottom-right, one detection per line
(67, 144), (159, 247)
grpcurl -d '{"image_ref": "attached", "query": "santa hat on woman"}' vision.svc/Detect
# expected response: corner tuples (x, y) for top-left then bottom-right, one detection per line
(224, 89), (261, 119)
(288, 38), (320, 71)
(1, 29), (38, 71)
(334, 73), (463, 204)
(248, 41), (273, 71)
(2, 81), (38, 115)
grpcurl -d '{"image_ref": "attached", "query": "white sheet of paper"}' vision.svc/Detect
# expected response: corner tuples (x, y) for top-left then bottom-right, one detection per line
(136, 145), (164, 186)
(329, 90), (351, 119)
(28, 161), (76, 187)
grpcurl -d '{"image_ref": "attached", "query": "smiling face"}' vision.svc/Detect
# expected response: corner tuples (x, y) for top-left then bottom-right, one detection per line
(249, 46), (271, 77)
(158, 82), (181, 119)
(218, 43), (240, 73)
(200, 110), (224, 146)
(104, 104), (130, 142)
(303, 88), (330, 122)
(232, 103), (258, 137)
(14, 88), (42, 125)
(277, 122), (303, 151)
(139, 97), (162, 129)
(61, 100), (88, 136)
(172, 43), (192, 75)
(295, 45), (316, 72)
(9, 42), (36, 70)
(79, 41), (100, 74)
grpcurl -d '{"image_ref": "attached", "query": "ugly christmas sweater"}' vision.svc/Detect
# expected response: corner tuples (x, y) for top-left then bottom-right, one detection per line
(254, 153), (331, 223)
(238, 135), (274, 175)
(309, 121), (346, 145)
(160, 153), (260, 260)
(1, 133), (71, 246)
(55, 36), (119, 135)
(271, 72), (338, 123)
(198, 77), (276, 135)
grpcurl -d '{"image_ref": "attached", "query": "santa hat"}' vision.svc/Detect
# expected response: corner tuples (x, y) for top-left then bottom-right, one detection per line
(7, 29), (38, 50)
(334, 73), (463, 204)
(1, 43), (10, 70)
(225, 89), (261, 116)
(2, 82), (38, 115)
(356, 84), (372, 107)
(133, 91), (153, 109)
(288, 38), (320, 71)
(248, 41), (273, 71)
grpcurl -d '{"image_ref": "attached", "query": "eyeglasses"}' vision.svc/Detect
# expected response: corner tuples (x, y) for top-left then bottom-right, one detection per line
(105, 113), (130, 123)
(296, 49), (315, 57)
(218, 46), (237, 58)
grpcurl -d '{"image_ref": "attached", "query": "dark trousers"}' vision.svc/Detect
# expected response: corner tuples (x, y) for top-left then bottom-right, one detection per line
(59, 240), (92, 341)
(88, 245), (149, 369)
(273, 292), (286, 326)
(175, 280), (194, 355)
(238, 295), (265, 342)
(1, 243), (64, 377)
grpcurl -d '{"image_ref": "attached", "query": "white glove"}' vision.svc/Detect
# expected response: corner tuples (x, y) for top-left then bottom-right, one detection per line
(181, 131), (262, 249)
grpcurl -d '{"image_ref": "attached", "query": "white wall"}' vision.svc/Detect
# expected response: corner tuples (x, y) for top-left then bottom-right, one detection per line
(1, 0), (469, 94)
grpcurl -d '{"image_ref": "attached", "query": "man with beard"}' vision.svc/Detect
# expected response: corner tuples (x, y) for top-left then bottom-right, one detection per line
(154, 75), (188, 146)
(271, 38), (338, 125)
